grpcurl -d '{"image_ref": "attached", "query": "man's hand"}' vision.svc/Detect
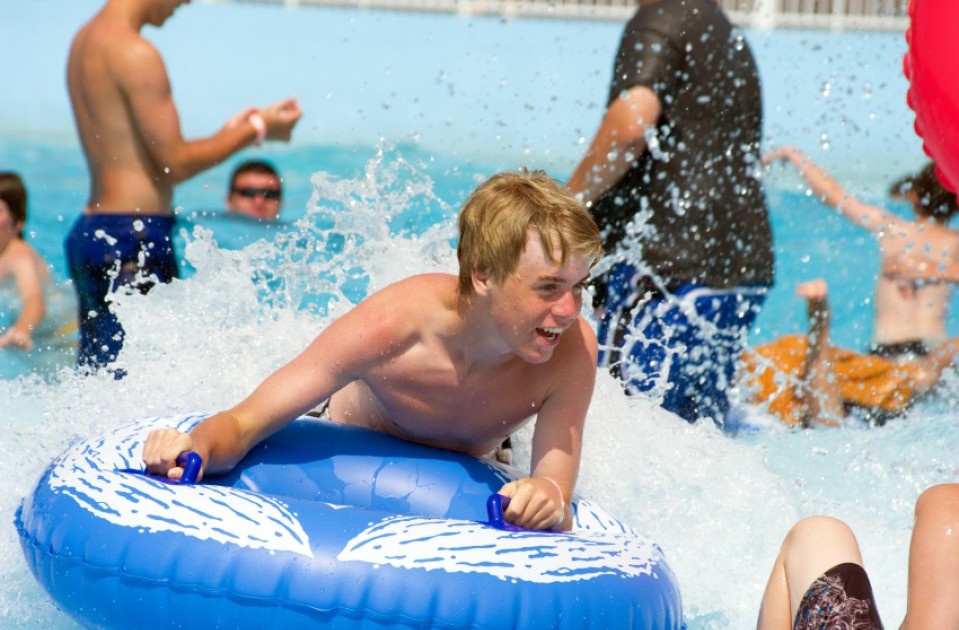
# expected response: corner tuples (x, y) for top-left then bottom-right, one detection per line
(498, 476), (567, 530)
(142, 428), (201, 481)
(261, 97), (302, 142)
(795, 278), (827, 302)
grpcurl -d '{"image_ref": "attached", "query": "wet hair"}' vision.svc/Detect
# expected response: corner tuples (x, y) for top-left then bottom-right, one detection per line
(228, 160), (281, 192)
(456, 169), (603, 300)
(894, 163), (959, 220)
(0, 172), (27, 238)
(887, 172), (913, 200)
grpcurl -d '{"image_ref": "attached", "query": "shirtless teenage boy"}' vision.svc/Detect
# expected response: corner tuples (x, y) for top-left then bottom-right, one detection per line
(66, 0), (301, 368)
(765, 148), (959, 359)
(143, 171), (604, 531)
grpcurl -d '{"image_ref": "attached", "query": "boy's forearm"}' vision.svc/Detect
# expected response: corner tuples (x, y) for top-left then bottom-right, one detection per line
(188, 412), (249, 475)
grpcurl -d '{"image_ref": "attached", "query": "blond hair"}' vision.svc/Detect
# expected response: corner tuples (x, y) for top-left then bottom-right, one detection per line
(457, 170), (603, 299)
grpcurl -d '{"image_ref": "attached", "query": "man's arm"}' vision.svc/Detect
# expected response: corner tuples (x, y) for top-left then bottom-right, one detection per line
(499, 318), (597, 530)
(566, 86), (662, 206)
(118, 39), (300, 184)
(764, 146), (904, 234)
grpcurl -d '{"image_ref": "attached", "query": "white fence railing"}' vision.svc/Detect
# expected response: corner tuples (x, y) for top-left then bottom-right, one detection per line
(204, 0), (909, 30)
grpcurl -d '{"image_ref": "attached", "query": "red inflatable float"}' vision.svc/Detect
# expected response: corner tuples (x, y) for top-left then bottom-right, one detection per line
(903, 0), (959, 192)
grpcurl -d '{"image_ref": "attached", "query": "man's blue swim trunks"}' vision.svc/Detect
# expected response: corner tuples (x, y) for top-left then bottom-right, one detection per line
(65, 214), (178, 369)
(596, 261), (766, 425)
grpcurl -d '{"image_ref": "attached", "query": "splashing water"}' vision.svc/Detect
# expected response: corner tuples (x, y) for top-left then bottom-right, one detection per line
(3, 153), (958, 629)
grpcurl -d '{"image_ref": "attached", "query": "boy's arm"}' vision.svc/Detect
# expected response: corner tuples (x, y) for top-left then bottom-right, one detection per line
(142, 287), (406, 480)
(764, 146), (904, 234)
(499, 318), (597, 530)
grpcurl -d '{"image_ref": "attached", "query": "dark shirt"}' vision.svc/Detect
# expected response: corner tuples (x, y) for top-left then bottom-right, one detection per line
(592, 0), (774, 289)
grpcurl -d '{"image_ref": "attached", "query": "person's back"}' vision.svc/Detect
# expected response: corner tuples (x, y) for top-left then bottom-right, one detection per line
(591, 0), (773, 287)
(67, 3), (179, 214)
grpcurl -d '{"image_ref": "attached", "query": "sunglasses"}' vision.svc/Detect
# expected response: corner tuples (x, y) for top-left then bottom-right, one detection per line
(233, 187), (281, 200)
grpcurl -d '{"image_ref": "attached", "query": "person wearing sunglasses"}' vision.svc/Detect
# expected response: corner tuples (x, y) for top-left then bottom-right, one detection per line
(226, 160), (283, 221)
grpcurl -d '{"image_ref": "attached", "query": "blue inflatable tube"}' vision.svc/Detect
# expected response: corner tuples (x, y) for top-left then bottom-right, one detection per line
(16, 413), (684, 628)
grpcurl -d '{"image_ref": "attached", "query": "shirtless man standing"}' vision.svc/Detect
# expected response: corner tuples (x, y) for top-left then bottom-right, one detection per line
(66, 0), (301, 369)
(765, 148), (959, 360)
(143, 171), (604, 531)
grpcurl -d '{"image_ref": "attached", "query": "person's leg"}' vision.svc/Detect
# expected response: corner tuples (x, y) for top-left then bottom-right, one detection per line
(595, 262), (645, 372)
(63, 214), (178, 370)
(758, 516), (868, 630)
(902, 484), (959, 629)
(64, 216), (120, 368)
(597, 265), (681, 408)
(613, 294), (681, 410)
(659, 286), (765, 424)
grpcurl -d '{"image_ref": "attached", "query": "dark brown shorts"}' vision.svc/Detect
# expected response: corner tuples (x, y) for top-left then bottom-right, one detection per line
(794, 562), (884, 630)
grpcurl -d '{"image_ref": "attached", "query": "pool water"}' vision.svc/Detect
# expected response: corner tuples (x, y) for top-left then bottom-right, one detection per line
(1, 3), (954, 629)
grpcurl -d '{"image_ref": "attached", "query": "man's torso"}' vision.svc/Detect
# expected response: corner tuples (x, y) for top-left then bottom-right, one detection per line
(68, 14), (174, 215)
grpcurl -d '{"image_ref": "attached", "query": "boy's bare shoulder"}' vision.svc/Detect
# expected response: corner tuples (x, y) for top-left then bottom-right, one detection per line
(374, 274), (457, 306)
(354, 274), (457, 327)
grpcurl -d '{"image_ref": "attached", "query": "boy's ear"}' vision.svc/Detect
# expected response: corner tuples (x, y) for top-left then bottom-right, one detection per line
(471, 269), (492, 296)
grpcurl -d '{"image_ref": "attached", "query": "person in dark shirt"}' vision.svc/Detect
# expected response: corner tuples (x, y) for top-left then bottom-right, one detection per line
(567, 0), (774, 424)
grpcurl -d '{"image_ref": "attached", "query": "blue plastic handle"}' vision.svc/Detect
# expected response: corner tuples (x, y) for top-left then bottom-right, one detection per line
(486, 493), (517, 530)
(177, 452), (203, 485)
(119, 452), (203, 485)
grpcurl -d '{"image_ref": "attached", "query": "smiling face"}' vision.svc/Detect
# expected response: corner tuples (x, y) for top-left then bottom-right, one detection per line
(479, 229), (591, 364)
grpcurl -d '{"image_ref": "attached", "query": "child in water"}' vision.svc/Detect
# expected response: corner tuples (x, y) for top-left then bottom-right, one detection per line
(0, 173), (48, 350)
(0, 173), (76, 363)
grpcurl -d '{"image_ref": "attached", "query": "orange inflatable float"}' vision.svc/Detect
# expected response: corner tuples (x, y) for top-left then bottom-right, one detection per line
(741, 335), (921, 426)
(904, 0), (959, 192)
